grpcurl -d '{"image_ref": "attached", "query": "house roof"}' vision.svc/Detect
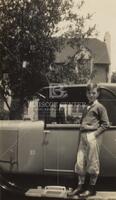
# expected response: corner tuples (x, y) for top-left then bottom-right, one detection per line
(55, 38), (110, 65)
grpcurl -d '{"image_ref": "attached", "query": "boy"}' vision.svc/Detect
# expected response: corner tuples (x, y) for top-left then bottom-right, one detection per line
(68, 83), (109, 198)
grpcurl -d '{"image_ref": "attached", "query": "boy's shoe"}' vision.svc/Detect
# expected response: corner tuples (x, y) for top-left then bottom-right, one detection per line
(67, 184), (84, 197)
(79, 185), (96, 198)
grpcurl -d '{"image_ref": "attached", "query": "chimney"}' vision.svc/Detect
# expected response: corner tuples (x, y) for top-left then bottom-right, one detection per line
(104, 32), (111, 82)
(104, 32), (111, 62)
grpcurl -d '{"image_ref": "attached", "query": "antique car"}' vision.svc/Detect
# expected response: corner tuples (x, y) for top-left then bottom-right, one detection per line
(0, 83), (116, 197)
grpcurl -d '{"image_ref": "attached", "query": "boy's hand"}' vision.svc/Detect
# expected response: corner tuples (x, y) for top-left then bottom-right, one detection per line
(93, 131), (99, 137)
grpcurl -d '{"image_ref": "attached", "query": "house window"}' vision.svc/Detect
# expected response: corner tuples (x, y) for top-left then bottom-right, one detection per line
(74, 47), (92, 82)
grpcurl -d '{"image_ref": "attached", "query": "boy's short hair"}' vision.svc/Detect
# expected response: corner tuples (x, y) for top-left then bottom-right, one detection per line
(86, 83), (100, 93)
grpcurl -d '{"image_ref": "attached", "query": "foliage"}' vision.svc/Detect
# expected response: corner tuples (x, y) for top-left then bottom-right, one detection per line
(0, 0), (96, 118)
(48, 45), (96, 84)
(47, 0), (97, 84)
(0, 0), (63, 99)
(0, 0), (65, 118)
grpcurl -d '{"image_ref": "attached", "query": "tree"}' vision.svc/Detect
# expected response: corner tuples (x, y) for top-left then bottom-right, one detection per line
(47, 44), (96, 84)
(111, 72), (116, 83)
(47, 0), (97, 84)
(0, 0), (96, 118)
(0, 0), (63, 118)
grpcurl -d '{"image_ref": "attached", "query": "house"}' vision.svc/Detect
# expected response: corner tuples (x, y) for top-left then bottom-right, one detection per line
(55, 32), (111, 83)
(0, 33), (111, 120)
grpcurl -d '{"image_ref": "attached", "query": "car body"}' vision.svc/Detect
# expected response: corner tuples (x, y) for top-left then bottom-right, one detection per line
(0, 83), (116, 195)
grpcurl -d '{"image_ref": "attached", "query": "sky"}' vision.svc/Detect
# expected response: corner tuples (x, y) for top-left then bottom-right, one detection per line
(78, 0), (116, 73)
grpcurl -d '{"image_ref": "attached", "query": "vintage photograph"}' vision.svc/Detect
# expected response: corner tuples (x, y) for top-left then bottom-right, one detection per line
(0, 0), (116, 199)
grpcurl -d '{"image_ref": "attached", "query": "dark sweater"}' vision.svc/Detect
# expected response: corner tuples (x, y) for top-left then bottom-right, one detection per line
(80, 100), (110, 135)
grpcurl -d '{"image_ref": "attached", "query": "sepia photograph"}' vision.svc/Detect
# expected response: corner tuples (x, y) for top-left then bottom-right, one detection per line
(0, 0), (116, 199)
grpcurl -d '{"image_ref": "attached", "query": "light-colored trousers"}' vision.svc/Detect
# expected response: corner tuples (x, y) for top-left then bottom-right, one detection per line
(75, 132), (100, 185)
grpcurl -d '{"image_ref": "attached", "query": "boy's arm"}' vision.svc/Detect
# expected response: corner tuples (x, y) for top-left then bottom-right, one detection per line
(95, 105), (110, 137)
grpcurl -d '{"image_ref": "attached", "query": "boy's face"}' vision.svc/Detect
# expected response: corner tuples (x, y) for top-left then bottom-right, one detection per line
(86, 88), (99, 104)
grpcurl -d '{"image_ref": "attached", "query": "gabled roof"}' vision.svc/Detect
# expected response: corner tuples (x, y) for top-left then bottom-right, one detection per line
(84, 38), (110, 64)
(55, 38), (110, 65)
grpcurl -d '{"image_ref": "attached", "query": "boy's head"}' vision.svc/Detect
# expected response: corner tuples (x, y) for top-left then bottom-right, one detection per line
(86, 83), (100, 104)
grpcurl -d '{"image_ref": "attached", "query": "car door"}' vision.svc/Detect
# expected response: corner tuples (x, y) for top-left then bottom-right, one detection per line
(42, 101), (86, 174)
(43, 127), (80, 173)
(99, 87), (116, 176)
(40, 84), (116, 177)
